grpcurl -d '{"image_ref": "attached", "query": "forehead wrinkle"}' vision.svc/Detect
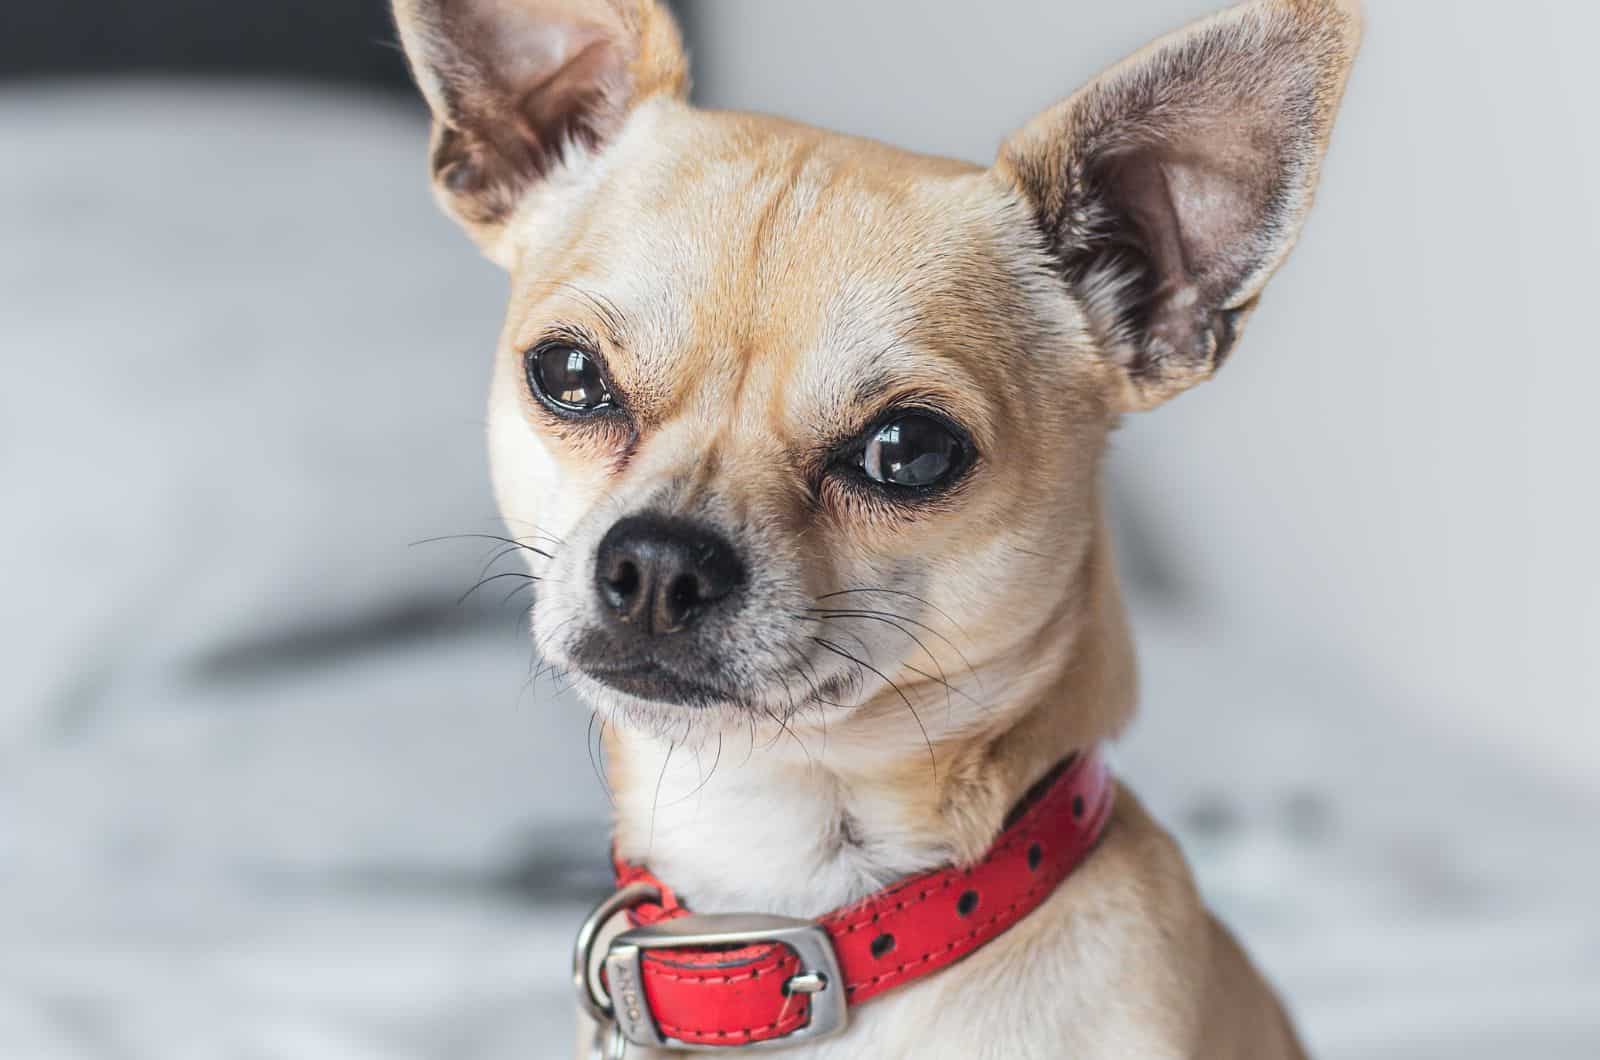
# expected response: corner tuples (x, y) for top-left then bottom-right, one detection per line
(863, 352), (996, 450)
(668, 140), (845, 457)
(543, 133), (765, 415)
(773, 331), (996, 466)
(675, 433), (726, 509)
(848, 350), (984, 411)
(795, 261), (1007, 448)
(510, 277), (627, 352)
(584, 135), (838, 435)
(513, 175), (692, 338)
(721, 146), (823, 416)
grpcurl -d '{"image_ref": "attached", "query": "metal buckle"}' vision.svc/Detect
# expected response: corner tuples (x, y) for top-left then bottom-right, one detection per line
(603, 913), (849, 1051)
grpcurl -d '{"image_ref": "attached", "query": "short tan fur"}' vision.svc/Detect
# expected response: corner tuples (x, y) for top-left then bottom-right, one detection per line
(392, 1), (1362, 1054)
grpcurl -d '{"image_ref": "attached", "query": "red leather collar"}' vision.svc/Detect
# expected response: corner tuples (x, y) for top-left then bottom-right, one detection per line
(603, 749), (1113, 1048)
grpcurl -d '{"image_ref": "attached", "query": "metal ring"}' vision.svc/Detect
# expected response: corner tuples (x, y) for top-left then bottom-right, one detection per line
(588, 1021), (629, 1060)
(573, 881), (661, 1023)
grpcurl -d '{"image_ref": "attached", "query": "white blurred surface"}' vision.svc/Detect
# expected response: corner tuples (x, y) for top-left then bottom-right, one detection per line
(0, 84), (609, 1058)
(684, 0), (1600, 797)
(2, 53), (1596, 1060)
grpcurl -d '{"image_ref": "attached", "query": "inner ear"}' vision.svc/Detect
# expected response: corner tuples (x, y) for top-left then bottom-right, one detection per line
(1090, 124), (1287, 379)
(430, 29), (626, 220)
(393, 0), (689, 259)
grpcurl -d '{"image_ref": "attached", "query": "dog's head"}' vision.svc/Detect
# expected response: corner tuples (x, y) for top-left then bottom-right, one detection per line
(395, 0), (1360, 739)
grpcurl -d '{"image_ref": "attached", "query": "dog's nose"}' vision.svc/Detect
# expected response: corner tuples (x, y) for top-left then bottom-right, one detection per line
(594, 515), (745, 635)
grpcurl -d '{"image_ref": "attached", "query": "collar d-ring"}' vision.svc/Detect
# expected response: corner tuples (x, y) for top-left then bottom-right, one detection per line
(573, 880), (661, 1024)
(590, 1020), (628, 1060)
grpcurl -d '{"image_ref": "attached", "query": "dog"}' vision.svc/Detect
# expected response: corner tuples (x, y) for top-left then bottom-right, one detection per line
(392, 0), (1360, 1054)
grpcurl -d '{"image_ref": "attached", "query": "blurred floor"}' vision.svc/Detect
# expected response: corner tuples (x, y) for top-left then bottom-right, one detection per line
(3, 84), (1596, 1060)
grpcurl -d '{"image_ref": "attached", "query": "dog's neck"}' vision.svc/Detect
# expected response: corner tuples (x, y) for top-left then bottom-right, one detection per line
(604, 526), (1135, 919)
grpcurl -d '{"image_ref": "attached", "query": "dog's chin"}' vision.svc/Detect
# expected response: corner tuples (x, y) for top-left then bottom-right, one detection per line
(568, 669), (743, 738)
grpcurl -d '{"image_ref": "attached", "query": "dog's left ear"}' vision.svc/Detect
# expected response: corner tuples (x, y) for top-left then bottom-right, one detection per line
(393, 0), (689, 263)
(997, 0), (1362, 411)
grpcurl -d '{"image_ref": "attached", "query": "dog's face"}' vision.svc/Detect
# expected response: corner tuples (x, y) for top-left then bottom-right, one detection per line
(395, 0), (1360, 737)
(486, 115), (1111, 732)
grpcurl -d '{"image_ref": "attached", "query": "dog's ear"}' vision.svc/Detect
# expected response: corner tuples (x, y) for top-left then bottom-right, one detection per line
(392, 0), (688, 262)
(997, 0), (1361, 411)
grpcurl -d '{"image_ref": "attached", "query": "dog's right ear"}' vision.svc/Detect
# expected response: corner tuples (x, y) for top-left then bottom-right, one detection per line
(997, 0), (1361, 412)
(392, 0), (688, 263)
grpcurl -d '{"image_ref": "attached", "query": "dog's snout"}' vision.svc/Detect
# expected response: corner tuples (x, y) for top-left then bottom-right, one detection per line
(595, 515), (745, 635)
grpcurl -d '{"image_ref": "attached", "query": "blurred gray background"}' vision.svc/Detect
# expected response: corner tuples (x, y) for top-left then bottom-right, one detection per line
(3, 2), (1596, 1058)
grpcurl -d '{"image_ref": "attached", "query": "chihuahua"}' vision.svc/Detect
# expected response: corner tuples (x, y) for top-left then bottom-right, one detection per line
(393, 0), (1360, 1055)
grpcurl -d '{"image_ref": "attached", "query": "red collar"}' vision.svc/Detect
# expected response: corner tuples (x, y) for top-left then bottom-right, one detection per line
(575, 749), (1114, 1051)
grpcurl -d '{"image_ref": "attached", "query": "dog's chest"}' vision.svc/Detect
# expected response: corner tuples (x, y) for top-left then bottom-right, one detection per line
(618, 749), (945, 919)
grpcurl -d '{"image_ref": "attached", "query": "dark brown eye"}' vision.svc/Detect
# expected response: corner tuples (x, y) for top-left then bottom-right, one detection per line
(859, 413), (967, 489)
(527, 343), (612, 413)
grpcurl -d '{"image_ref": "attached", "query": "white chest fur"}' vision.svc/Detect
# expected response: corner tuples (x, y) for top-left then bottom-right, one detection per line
(609, 727), (957, 920)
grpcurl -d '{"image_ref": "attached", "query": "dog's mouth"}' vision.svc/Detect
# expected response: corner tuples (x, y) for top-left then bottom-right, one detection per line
(564, 628), (867, 715)
(579, 660), (740, 707)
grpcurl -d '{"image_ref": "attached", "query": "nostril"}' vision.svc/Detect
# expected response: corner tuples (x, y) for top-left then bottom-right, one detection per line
(656, 571), (707, 634)
(694, 545), (742, 603)
(667, 572), (701, 612)
(606, 558), (641, 603)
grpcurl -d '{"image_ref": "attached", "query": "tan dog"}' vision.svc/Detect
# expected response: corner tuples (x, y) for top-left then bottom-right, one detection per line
(393, 0), (1361, 1054)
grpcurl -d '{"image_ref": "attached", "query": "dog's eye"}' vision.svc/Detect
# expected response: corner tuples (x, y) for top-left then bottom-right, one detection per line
(859, 413), (966, 489)
(527, 343), (612, 413)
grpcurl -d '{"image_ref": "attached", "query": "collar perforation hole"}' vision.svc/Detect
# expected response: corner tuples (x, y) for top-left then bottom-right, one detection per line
(956, 889), (979, 917)
(1072, 794), (1086, 819)
(870, 933), (896, 959)
(1027, 842), (1043, 871)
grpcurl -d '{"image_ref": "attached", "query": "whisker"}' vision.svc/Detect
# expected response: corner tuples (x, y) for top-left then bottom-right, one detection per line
(763, 705), (814, 769)
(803, 609), (968, 718)
(774, 660), (829, 765)
(647, 738), (676, 859)
(782, 652), (834, 758)
(778, 642), (835, 711)
(586, 712), (615, 807)
(550, 280), (628, 341)
(411, 532), (555, 561)
(807, 606), (977, 680)
(532, 616), (577, 687)
(478, 543), (533, 583)
(663, 731), (723, 808)
(809, 636), (937, 781)
(814, 588), (966, 639)
(497, 516), (567, 547)
(499, 580), (537, 607)
(739, 713), (759, 769)
(456, 570), (538, 606)
(597, 713), (615, 798)
(774, 662), (800, 724)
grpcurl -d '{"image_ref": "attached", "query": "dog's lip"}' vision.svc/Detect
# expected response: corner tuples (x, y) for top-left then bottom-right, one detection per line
(579, 659), (735, 705)
(582, 659), (684, 680)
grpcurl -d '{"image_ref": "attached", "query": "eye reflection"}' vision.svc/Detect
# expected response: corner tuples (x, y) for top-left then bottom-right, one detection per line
(527, 344), (612, 412)
(859, 413), (965, 489)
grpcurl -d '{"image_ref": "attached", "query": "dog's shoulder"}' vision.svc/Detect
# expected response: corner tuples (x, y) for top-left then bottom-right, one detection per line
(1025, 782), (1218, 1049)
(1035, 783), (1305, 1058)
(851, 784), (1304, 1058)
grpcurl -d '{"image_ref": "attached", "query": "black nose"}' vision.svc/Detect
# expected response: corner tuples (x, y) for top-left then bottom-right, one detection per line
(594, 515), (745, 635)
